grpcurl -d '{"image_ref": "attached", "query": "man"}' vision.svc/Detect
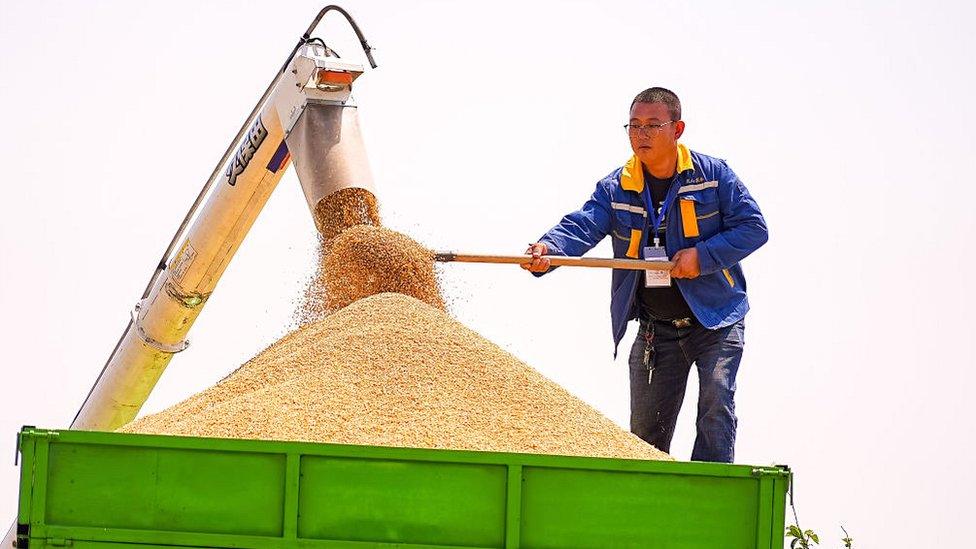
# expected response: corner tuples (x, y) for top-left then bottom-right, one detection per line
(523, 87), (767, 463)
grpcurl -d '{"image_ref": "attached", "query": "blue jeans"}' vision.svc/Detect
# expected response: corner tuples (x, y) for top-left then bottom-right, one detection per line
(628, 318), (744, 463)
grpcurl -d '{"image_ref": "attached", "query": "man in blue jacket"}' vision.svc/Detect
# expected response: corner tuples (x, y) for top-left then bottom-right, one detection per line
(523, 87), (767, 463)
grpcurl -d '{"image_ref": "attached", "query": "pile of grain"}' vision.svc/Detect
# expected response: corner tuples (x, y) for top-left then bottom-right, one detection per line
(121, 292), (670, 461)
(126, 186), (667, 460)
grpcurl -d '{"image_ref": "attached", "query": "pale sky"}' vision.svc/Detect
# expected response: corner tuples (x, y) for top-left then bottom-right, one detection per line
(1, 1), (974, 547)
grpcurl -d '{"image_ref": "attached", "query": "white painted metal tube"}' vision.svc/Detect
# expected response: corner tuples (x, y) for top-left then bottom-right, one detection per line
(71, 103), (292, 431)
(3, 9), (381, 547)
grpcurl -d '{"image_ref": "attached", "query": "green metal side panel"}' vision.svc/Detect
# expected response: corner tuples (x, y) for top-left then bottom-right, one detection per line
(44, 442), (285, 536)
(298, 456), (507, 546)
(15, 428), (790, 549)
(520, 466), (759, 548)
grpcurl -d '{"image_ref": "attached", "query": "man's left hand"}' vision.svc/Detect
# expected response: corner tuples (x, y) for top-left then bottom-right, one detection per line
(671, 247), (701, 279)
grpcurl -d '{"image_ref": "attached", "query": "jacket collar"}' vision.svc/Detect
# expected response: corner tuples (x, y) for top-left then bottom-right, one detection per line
(620, 143), (694, 193)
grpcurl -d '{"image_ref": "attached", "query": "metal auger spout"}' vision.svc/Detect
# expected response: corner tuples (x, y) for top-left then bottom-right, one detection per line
(286, 101), (377, 237)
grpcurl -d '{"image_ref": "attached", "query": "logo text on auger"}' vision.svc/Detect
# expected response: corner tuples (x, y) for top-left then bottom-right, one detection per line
(225, 117), (269, 186)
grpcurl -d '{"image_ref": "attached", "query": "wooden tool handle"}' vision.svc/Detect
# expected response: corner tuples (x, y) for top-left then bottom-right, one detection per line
(434, 252), (673, 271)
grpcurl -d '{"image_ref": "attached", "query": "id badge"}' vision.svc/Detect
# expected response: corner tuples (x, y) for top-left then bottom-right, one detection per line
(643, 246), (671, 287)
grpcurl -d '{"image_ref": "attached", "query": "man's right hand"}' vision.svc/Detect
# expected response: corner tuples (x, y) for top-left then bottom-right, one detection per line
(521, 242), (551, 273)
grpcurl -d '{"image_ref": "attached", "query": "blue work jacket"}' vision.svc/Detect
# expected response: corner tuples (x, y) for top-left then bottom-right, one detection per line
(537, 144), (768, 354)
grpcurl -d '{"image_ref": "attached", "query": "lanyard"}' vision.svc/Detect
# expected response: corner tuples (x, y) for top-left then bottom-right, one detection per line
(643, 177), (676, 248)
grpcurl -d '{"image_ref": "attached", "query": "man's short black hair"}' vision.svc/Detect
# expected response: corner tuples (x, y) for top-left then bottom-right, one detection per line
(630, 87), (681, 121)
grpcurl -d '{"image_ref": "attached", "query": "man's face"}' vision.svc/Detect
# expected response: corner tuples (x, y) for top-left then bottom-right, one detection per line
(628, 102), (685, 167)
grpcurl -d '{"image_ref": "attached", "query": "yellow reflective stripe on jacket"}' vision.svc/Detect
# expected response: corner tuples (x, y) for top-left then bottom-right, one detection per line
(679, 198), (700, 238)
(723, 268), (735, 287)
(626, 228), (642, 258)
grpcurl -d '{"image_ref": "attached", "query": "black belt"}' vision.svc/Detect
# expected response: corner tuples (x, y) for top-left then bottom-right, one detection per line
(640, 316), (695, 329)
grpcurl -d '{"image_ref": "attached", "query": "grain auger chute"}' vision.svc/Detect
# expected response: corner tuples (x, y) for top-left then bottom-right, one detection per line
(73, 5), (378, 433)
(4, 11), (381, 543)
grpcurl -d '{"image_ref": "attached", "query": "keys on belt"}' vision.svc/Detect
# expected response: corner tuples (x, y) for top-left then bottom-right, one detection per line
(639, 316), (695, 385)
(669, 317), (693, 329)
(641, 316), (695, 329)
(642, 321), (654, 384)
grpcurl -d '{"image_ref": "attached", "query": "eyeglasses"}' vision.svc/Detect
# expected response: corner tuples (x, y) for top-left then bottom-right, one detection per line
(624, 121), (675, 137)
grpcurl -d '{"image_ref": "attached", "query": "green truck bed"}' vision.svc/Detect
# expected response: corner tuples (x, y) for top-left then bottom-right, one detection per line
(14, 427), (789, 548)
